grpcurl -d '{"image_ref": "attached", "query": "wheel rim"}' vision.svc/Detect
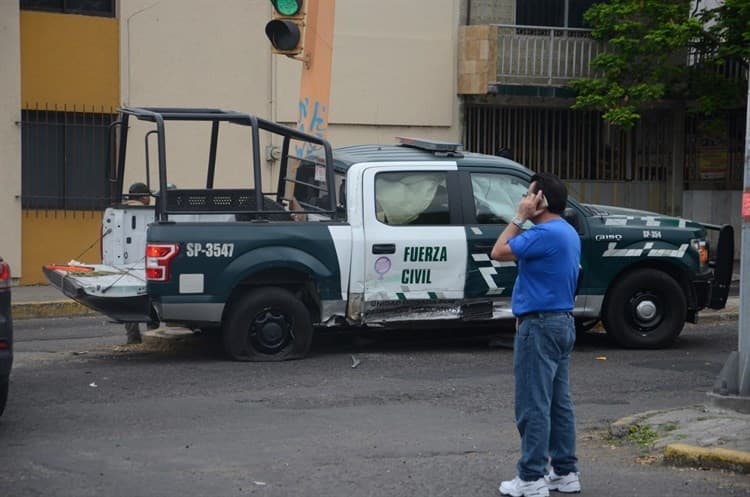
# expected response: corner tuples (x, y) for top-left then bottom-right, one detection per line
(248, 306), (294, 354)
(626, 291), (663, 332)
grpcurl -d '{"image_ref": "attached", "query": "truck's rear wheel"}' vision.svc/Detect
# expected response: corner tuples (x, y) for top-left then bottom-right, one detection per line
(223, 287), (313, 361)
(602, 269), (686, 349)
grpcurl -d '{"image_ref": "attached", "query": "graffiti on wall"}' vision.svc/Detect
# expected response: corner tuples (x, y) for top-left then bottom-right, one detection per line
(295, 97), (328, 160)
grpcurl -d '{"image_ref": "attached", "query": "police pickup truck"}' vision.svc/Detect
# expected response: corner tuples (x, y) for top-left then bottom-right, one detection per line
(44, 107), (734, 361)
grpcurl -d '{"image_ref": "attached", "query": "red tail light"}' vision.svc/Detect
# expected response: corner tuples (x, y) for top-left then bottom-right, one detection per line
(146, 243), (179, 281)
(0, 262), (10, 289)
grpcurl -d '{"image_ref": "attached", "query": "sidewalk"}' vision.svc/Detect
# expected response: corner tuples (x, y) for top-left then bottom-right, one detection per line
(10, 284), (97, 319)
(10, 284), (750, 475)
(610, 404), (750, 474)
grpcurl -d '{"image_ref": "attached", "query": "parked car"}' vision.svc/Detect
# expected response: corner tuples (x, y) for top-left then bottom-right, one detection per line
(0, 257), (11, 416)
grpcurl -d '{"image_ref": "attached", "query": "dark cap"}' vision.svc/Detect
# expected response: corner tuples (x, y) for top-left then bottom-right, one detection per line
(128, 182), (150, 196)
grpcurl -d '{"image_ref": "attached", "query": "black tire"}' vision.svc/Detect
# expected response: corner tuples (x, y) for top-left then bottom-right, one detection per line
(0, 377), (8, 417)
(222, 287), (313, 361)
(602, 269), (686, 349)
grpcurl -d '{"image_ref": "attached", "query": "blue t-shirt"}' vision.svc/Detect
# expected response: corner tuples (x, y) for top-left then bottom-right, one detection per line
(507, 218), (581, 316)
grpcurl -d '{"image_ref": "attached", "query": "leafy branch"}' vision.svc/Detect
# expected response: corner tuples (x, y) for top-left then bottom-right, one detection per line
(572, 0), (748, 128)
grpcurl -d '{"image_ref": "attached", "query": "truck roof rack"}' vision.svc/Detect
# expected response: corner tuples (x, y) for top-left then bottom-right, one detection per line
(112, 106), (337, 221)
(396, 137), (464, 157)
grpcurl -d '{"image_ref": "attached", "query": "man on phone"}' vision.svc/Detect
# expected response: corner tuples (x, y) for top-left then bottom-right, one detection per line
(491, 173), (581, 497)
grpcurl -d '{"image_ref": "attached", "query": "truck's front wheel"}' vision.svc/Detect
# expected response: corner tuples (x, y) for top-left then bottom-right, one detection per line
(602, 269), (686, 349)
(223, 287), (313, 361)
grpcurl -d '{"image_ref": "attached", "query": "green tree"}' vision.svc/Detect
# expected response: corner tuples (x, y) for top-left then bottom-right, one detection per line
(572, 0), (749, 128)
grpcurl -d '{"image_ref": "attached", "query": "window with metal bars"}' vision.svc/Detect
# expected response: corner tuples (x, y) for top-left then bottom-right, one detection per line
(462, 104), (673, 183)
(20, 108), (116, 210)
(20, 0), (115, 17)
(516, 0), (603, 28)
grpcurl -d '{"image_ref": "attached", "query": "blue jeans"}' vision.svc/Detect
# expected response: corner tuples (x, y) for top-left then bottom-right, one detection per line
(513, 312), (578, 481)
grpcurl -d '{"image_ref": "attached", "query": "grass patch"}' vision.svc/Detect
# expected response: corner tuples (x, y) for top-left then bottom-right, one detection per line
(626, 424), (659, 449)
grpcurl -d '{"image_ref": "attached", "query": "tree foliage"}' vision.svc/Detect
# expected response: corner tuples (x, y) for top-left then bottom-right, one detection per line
(572, 0), (749, 128)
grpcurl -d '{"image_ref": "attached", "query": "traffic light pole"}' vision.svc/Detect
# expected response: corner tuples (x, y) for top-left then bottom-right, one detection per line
(738, 74), (750, 395)
(711, 72), (750, 413)
(296, 0), (335, 149)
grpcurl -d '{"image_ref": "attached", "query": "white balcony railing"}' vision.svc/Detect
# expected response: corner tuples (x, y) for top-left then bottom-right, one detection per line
(493, 24), (606, 86)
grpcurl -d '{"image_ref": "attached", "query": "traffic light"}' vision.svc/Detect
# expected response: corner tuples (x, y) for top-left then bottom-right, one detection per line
(266, 0), (305, 56)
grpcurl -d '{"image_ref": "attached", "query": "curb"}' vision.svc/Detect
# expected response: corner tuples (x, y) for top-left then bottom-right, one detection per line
(664, 443), (750, 474)
(699, 310), (739, 324)
(11, 301), (96, 320)
(610, 407), (750, 475)
(707, 391), (750, 415)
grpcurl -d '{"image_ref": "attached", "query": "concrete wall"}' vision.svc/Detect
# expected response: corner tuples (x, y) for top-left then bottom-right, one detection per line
(0, 3), (22, 277)
(458, 25), (498, 94)
(683, 190), (742, 260)
(568, 184), (741, 260)
(568, 180), (668, 215)
(468, 0), (515, 25)
(276, 0), (459, 127)
(22, 211), (103, 284)
(21, 11), (119, 109)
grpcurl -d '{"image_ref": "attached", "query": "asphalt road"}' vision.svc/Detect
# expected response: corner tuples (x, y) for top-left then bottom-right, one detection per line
(1, 317), (749, 497)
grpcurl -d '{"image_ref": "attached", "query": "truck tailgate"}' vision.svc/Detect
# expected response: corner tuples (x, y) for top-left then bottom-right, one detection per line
(43, 263), (153, 322)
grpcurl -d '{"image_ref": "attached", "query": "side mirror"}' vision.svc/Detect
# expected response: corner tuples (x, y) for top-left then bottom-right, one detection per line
(563, 208), (583, 234)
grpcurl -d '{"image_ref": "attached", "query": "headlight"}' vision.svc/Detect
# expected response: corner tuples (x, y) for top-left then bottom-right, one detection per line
(691, 238), (708, 268)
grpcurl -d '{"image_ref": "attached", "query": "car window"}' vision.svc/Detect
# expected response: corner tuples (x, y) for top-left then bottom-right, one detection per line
(375, 171), (449, 226)
(470, 173), (530, 226)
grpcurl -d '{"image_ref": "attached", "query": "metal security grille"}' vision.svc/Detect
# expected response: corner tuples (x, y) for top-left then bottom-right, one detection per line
(684, 109), (745, 190)
(463, 104), (673, 183)
(20, 0), (116, 17)
(20, 106), (116, 210)
(515, 0), (602, 29)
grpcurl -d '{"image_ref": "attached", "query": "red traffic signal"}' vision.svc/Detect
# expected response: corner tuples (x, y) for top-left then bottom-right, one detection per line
(266, 0), (305, 56)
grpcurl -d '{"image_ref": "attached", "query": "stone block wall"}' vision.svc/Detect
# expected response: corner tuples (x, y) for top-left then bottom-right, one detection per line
(458, 25), (498, 94)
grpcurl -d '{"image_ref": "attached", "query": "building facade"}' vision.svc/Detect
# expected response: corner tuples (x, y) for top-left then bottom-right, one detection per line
(0, 0), (744, 284)
(2, 0), (463, 283)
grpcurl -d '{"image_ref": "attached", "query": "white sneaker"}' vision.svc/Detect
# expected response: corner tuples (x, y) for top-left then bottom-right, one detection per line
(499, 476), (550, 497)
(545, 470), (581, 493)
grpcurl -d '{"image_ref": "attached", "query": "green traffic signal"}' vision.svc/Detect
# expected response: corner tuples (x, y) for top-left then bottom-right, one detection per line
(267, 0), (304, 55)
(271, 0), (301, 16)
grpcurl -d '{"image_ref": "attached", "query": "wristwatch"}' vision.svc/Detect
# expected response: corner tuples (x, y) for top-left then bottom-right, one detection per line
(511, 216), (525, 229)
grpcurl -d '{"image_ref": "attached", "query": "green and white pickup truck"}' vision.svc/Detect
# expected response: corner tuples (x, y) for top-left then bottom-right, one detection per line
(44, 107), (734, 361)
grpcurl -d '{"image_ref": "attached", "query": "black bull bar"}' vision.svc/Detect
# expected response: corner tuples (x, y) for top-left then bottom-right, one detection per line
(704, 223), (734, 310)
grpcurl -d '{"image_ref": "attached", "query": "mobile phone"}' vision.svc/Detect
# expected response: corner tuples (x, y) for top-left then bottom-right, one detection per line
(528, 181), (548, 209)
